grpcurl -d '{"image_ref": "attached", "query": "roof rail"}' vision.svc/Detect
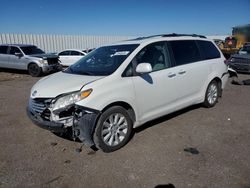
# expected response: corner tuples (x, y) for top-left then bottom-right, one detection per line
(129, 33), (206, 41)
(162, 33), (207, 38)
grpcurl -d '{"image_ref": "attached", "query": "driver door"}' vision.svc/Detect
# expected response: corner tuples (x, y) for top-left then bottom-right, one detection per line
(130, 42), (180, 123)
(8, 46), (26, 69)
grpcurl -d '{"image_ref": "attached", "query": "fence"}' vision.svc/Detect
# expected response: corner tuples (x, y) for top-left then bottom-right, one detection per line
(0, 33), (228, 53)
(0, 34), (133, 53)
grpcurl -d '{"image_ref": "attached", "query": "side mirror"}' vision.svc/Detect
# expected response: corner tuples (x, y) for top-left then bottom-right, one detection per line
(15, 52), (23, 57)
(136, 63), (152, 74)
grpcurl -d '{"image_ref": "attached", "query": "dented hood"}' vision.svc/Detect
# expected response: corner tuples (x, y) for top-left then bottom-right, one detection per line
(31, 71), (104, 98)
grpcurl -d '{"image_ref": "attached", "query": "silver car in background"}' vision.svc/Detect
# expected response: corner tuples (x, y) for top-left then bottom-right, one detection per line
(0, 44), (62, 76)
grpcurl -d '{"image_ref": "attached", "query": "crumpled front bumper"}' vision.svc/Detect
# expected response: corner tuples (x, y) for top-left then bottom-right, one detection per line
(41, 64), (63, 73)
(27, 107), (66, 133)
(26, 105), (100, 147)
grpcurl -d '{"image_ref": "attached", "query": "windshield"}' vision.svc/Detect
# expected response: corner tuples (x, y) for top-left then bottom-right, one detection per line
(64, 44), (139, 76)
(20, 46), (45, 55)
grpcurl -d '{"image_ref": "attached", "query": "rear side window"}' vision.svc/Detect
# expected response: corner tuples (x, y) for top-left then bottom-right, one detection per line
(169, 40), (201, 66)
(0, 46), (8, 54)
(197, 40), (221, 60)
(70, 51), (82, 56)
(59, 51), (70, 56)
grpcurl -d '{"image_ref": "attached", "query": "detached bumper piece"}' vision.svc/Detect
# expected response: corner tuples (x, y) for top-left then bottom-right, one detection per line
(73, 107), (100, 147)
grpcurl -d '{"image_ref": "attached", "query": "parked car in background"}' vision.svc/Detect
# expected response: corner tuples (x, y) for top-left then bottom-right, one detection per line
(229, 53), (250, 73)
(238, 44), (250, 55)
(27, 34), (229, 152)
(58, 49), (94, 66)
(0, 44), (62, 76)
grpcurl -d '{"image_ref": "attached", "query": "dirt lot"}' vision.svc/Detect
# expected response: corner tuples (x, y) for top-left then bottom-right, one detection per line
(0, 69), (250, 188)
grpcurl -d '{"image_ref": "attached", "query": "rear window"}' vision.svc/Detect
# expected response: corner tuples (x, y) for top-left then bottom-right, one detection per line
(169, 40), (202, 66)
(0, 46), (8, 54)
(197, 40), (221, 60)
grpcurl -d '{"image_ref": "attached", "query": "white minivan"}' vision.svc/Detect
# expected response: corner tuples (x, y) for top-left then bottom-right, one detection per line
(27, 34), (229, 152)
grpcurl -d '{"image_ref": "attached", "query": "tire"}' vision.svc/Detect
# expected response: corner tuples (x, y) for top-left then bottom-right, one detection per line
(28, 63), (42, 77)
(203, 80), (219, 108)
(93, 106), (133, 152)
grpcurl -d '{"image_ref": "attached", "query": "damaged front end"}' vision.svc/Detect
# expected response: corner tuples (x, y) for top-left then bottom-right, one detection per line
(27, 97), (100, 147)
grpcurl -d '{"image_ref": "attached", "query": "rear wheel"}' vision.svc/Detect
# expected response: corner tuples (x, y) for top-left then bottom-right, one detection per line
(93, 106), (133, 152)
(203, 80), (219, 108)
(28, 63), (42, 77)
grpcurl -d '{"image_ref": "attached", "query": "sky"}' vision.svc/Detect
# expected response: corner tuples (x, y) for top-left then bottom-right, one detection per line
(0, 0), (250, 36)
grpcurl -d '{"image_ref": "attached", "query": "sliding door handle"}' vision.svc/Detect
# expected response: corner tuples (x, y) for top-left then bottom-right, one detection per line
(178, 70), (186, 74)
(168, 73), (176, 78)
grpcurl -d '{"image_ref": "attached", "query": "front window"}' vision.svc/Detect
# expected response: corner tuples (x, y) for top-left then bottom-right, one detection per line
(9, 47), (21, 55)
(20, 46), (45, 55)
(64, 44), (139, 76)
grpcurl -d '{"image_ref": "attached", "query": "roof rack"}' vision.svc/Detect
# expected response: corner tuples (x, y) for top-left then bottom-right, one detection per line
(129, 33), (206, 41)
(162, 33), (207, 38)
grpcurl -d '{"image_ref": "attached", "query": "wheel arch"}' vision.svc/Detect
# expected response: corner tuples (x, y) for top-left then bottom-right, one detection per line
(27, 61), (40, 69)
(101, 101), (136, 123)
(210, 77), (222, 97)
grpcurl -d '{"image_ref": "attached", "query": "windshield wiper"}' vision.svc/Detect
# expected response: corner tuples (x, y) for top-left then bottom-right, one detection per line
(63, 67), (94, 75)
(63, 66), (73, 73)
(79, 71), (94, 75)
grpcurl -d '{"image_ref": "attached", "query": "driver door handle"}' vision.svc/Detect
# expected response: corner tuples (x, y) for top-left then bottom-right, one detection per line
(168, 72), (176, 78)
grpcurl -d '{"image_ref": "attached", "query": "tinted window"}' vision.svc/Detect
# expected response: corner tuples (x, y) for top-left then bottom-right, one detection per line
(170, 40), (201, 66)
(0, 46), (8, 54)
(134, 42), (170, 72)
(122, 62), (133, 77)
(59, 51), (70, 56)
(197, 40), (221, 60)
(9, 47), (21, 55)
(20, 46), (45, 55)
(70, 51), (82, 56)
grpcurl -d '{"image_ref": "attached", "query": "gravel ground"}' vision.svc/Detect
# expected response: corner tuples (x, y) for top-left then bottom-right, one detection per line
(0, 69), (250, 188)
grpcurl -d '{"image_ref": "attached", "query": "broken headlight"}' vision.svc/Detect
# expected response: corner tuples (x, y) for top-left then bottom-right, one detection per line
(52, 89), (92, 112)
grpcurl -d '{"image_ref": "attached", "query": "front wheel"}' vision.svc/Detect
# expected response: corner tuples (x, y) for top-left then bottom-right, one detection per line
(93, 106), (133, 152)
(203, 80), (219, 108)
(28, 63), (42, 77)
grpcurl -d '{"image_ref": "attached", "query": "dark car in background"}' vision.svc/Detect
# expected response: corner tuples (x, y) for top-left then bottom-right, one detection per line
(229, 53), (250, 73)
(239, 44), (250, 55)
